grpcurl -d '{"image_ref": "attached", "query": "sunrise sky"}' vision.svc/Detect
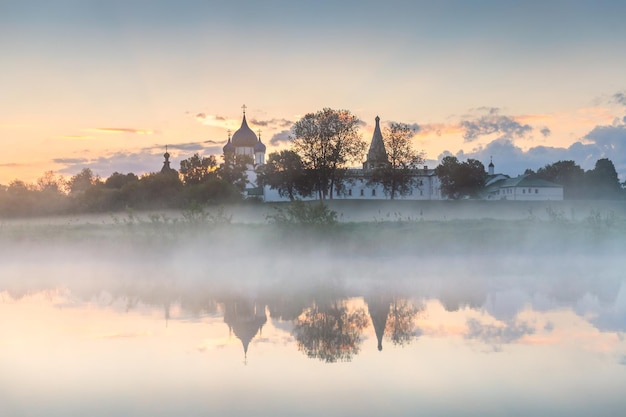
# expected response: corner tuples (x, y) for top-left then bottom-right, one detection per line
(2, 0), (626, 185)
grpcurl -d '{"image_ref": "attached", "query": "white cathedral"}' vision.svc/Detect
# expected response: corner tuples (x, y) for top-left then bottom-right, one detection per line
(220, 108), (563, 202)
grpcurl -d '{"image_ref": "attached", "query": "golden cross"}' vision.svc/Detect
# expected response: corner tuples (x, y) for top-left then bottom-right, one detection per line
(241, 104), (247, 115)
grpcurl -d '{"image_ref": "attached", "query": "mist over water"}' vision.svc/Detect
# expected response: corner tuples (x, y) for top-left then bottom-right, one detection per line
(1, 201), (625, 416)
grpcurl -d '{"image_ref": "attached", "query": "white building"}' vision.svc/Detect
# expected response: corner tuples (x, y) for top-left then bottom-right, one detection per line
(484, 173), (564, 201)
(220, 109), (561, 202)
(262, 115), (442, 202)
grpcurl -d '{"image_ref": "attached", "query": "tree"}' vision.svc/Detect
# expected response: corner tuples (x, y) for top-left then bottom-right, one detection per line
(369, 122), (424, 199)
(291, 108), (366, 200)
(435, 156), (486, 199)
(218, 153), (250, 193)
(179, 153), (218, 186)
(584, 158), (622, 199)
(257, 150), (314, 200)
(104, 172), (139, 189)
(536, 160), (585, 199)
(68, 168), (101, 195)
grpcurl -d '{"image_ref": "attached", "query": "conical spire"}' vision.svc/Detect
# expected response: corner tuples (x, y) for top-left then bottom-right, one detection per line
(364, 116), (389, 170)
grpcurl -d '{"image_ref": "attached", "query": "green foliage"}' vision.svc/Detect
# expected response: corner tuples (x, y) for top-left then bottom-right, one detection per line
(291, 108), (366, 200)
(257, 150), (314, 200)
(218, 153), (250, 192)
(435, 156), (486, 199)
(179, 153), (218, 186)
(267, 200), (338, 226)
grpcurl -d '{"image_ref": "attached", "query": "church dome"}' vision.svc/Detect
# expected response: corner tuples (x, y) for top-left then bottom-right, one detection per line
(223, 137), (235, 154)
(254, 138), (266, 153)
(232, 114), (258, 147)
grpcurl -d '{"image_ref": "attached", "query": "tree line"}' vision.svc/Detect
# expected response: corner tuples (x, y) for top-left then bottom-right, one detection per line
(434, 156), (623, 200)
(1, 107), (624, 216)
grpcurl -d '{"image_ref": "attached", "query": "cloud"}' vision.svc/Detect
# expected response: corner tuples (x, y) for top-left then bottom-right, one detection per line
(53, 158), (89, 164)
(269, 130), (291, 146)
(438, 121), (626, 180)
(612, 91), (626, 107)
(249, 118), (293, 129)
(53, 141), (223, 179)
(540, 127), (551, 137)
(194, 113), (230, 127)
(460, 108), (533, 142)
(92, 128), (156, 135)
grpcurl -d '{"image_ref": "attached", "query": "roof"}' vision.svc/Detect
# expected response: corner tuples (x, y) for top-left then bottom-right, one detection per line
(490, 174), (563, 189)
(232, 114), (258, 147)
(254, 138), (266, 153)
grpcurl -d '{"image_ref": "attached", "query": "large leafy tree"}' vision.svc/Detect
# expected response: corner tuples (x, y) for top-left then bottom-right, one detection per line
(536, 160), (585, 199)
(218, 153), (251, 193)
(584, 158), (622, 199)
(369, 122), (424, 199)
(291, 108), (366, 200)
(257, 150), (314, 201)
(435, 156), (486, 199)
(179, 153), (218, 186)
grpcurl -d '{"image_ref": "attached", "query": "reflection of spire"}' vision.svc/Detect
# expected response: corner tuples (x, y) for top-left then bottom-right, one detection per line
(365, 296), (392, 351)
(164, 303), (170, 328)
(223, 298), (267, 362)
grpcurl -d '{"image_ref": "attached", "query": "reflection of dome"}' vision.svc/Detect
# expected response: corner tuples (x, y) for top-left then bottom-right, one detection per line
(232, 114), (258, 147)
(254, 138), (266, 153)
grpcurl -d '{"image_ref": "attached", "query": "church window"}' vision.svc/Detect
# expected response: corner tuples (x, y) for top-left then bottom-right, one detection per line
(372, 189), (376, 196)
(523, 189), (526, 194)
(348, 189), (352, 196)
(535, 189), (538, 194)
(360, 189), (364, 196)
(420, 190), (423, 196)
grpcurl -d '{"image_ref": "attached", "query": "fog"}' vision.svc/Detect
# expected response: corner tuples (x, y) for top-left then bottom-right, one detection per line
(1, 202), (625, 416)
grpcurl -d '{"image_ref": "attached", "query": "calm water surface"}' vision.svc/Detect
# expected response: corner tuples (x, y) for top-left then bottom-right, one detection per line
(1, 251), (625, 417)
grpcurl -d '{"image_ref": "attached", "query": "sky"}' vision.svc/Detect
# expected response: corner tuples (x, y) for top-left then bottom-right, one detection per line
(2, 0), (626, 185)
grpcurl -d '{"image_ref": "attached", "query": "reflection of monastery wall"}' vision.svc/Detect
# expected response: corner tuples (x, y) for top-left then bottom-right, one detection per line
(223, 109), (562, 202)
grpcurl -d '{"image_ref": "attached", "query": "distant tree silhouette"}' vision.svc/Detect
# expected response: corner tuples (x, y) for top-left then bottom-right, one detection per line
(257, 150), (314, 201)
(435, 156), (486, 199)
(536, 160), (585, 199)
(179, 153), (218, 186)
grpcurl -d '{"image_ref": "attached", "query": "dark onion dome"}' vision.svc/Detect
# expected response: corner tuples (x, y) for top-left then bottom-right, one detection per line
(164, 151), (170, 159)
(223, 137), (235, 154)
(254, 138), (266, 153)
(231, 114), (258, 147)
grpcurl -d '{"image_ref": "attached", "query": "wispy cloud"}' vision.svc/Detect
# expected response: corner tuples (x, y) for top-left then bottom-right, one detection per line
(250, 118), (293, 129)
(612, 91), (626, 107)
(540, 127), (551, 137)
(90, 128), (156, 135)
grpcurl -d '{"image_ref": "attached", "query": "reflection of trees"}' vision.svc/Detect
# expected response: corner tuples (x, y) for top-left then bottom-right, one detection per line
(366, 295), (421, 351)
(385, 298), (420, 347)
(292, 301), (368, 363)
